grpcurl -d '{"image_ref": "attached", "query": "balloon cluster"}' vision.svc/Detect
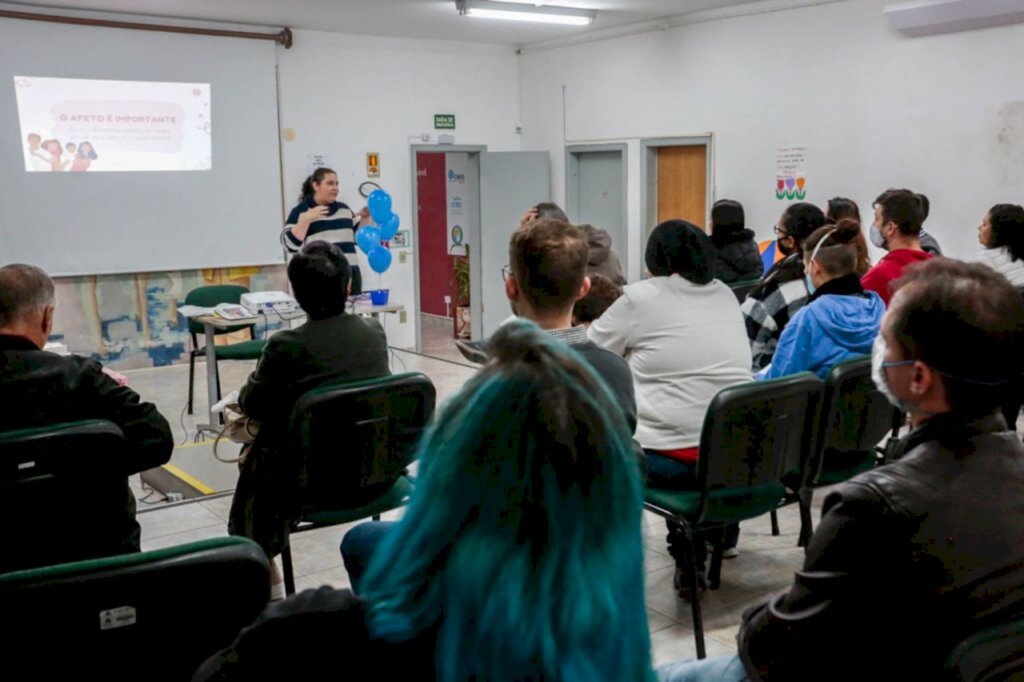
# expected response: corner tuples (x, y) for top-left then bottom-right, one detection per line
(356, 189), (401, 274)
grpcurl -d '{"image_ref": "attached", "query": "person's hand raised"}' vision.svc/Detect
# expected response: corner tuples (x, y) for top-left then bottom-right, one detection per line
(301, 205), (330, 224)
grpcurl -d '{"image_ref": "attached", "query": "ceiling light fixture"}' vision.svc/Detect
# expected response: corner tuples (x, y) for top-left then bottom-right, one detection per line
(455, 0), (597, 26)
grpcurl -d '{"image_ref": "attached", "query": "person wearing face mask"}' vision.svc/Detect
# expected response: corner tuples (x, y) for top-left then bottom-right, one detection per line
(741, 202), (826, 370)
(862, 188), (934, 306)
(658, 258), (1024, 682)
(759, 220), (884, 380)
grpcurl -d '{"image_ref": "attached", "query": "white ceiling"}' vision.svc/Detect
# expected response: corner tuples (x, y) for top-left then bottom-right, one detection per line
(5, 0), (766, 46)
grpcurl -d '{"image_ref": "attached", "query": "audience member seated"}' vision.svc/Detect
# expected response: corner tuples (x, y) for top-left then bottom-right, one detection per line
(760, 220), (884, 380)
(578, 223), (627, 286)
(825, 196), (871, 275)
(742, 203), (827, 370)
(709, 199), (764, 284)
(196, 321), (655, 680)
(659, 258), (1024, 681)
(916, 192), (944, 256)
(0, 264), (172, 570)
(588, 220), (752, 590)
(227, 242), (390, 595)
(969, 203), (1024, 288)
(572, 272), (622, 329)
(863, 188), (934, 305)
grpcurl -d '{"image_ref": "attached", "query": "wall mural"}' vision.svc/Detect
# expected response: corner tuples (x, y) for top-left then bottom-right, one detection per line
(51, 265), (288, 369)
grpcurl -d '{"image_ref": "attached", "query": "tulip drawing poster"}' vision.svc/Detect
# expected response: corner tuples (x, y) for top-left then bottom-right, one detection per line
(775, 145), (807, 200)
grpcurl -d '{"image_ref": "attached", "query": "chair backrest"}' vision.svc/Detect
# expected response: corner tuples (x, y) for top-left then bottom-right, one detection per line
(289, 372), (436, 514)
(698, 372), (822, 494)
(728, 278), (761, 303)
(0, 536), (269, 678)
(0, 419), (136, 574)
(806, 356), (903, 486)
(185, 284), (251, 336)
(947, 619), (1024, 681)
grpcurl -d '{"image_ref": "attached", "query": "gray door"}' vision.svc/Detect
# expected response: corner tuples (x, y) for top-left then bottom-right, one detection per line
(475, 151), (550, 339)
(566, 146), (627, 280)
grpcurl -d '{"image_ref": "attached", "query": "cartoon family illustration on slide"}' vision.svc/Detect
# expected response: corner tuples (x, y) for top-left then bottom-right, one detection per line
(25, 133), (98, 172)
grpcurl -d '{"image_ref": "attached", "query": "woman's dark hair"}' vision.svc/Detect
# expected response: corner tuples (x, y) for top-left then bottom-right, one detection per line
(573, 273), (623, 325)
(890, 259), (1024, 416)
(287, 241), (350, 319)
(826, 197), (860, 224)
(77, 141), (97, 160)
(988, 204), (1024, 262)
(645, 219), (714, 284)
(299, 167), (337, 202)
(802, 219), (861, 277)
(781, 203), (827, 245)
(710, 199), (747, 247)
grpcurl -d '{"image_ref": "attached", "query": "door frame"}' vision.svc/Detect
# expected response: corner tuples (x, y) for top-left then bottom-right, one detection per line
(640, 135), (715, 244)
(565, 143), (629, 277)
(409, 144), (486, 353)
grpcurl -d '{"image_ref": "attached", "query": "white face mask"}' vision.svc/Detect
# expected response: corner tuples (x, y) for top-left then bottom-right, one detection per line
(870, 223), (887, 250)
(871, 335), (914, 411)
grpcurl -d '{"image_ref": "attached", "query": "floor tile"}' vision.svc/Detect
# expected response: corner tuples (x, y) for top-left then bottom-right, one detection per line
(137, 501), (223, 540)
(649, 624), (736, 668)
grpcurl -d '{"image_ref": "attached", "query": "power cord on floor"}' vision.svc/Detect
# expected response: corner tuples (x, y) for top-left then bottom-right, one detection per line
(137, 473), (167, 505)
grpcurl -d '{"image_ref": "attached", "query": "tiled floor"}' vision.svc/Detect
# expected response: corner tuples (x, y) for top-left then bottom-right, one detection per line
(125, 322), (819, 667)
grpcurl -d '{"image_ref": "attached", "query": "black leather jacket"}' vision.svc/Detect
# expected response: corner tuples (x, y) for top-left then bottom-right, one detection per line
(738, 412), (1024, 681)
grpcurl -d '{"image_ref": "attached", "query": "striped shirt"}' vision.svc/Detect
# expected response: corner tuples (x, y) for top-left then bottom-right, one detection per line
(282, 199), (361, 270)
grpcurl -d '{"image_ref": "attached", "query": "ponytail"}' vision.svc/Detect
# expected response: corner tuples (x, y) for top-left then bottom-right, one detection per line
(299, 167), (336, 202)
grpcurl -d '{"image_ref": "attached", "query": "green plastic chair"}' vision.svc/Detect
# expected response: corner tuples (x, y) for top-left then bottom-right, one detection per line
(0, 419), (138, 574)
(770, 356), (905, 547)
(279, 372), (437, 595)
(185, 284), (265, 415)
(946, 620), (1024, 681)
(644, 372), (823, 659)
(0, 536), (270, 678)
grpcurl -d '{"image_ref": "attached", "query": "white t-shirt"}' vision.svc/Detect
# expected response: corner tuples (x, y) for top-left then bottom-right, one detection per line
(969, 247), (1024, 287)
(588, 274), (753, 450)
(28, 148), (51, 171)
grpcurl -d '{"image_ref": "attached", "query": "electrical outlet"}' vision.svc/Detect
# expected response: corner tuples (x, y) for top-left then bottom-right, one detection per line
(399, 310), (408, 324)
(399, 251), (408, 264)
(166, 492), (184, 503)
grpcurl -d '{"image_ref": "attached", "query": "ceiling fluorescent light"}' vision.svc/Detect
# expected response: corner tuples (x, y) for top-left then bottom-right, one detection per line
(456, 0), (596, 26)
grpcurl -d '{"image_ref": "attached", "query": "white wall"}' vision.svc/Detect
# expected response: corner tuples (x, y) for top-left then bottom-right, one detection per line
(519, 0), (1024, 276)
(276, 30), (522, 348)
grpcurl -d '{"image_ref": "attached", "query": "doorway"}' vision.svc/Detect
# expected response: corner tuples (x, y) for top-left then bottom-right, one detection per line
(409, 146), (550, 360)
(565, 143), (628, 278)
(641, 136), (714, 244)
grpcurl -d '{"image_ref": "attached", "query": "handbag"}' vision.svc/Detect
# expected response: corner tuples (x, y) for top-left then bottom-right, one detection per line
(213, 403), (260, 463)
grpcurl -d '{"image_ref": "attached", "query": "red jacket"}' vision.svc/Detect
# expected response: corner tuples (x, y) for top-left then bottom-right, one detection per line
(860, 249), (934, 306)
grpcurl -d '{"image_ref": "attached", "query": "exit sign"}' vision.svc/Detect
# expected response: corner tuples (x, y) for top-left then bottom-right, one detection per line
(434, 114), (456, 129)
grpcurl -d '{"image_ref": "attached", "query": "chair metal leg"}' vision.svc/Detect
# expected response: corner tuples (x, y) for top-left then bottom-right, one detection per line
(797, 489), (814, 548)
(681, 531), (707, 659)
(214, 359), (223, 425)
(708, 529), (725, 590)
(187, 352), (196, 415)
(282, 534), (296, 596)
(770, 509), (781, 536)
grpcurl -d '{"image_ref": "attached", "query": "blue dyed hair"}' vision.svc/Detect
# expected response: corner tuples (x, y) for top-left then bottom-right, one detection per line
(359, 319), (654, 682)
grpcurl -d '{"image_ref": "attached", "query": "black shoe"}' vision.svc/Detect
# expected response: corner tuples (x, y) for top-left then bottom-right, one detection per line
(673, 566), (708, 601)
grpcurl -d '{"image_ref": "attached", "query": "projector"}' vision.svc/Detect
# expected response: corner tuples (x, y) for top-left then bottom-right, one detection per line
(240, 291), (298, 315)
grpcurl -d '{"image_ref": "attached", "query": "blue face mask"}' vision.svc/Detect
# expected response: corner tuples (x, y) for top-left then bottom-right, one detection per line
(805, 273), (816, 296)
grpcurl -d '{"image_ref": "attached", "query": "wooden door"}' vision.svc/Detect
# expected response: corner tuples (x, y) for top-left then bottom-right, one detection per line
(656, 145), (708, 229)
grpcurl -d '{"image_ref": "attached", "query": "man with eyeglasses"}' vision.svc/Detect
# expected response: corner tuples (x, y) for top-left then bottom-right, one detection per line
(741, 203), (827, 370)
(659, 257), (1024, 682)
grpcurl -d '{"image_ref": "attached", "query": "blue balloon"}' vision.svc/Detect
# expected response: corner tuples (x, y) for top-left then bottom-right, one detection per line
(380, 212), (400, 241)
(356, 225), (381, 255)
(368, 190), (393, 224)
(367, 245), (392, 274)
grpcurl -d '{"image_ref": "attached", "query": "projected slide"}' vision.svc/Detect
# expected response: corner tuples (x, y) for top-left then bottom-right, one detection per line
(14, 76), (212, 172)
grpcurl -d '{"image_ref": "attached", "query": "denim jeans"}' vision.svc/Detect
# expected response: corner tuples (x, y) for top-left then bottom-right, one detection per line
(656, 654), (748, 682)
(339, 520), (397, 594)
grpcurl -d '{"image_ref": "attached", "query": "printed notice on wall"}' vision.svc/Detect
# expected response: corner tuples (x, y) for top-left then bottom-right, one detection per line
(15, 76), (212, 172)
(775, 145), (807, 200)
(445, 152), (468, 256)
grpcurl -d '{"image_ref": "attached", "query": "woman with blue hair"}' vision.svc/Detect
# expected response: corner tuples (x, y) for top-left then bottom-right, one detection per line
(195, 318), (655, 681)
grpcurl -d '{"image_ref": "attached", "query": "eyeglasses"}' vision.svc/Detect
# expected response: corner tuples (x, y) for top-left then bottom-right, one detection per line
(773, 225), (789, 238)
(501, 264), (512, 281)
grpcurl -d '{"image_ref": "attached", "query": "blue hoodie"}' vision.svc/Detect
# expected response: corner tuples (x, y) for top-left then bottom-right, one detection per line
(762, 278), (885, 380)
